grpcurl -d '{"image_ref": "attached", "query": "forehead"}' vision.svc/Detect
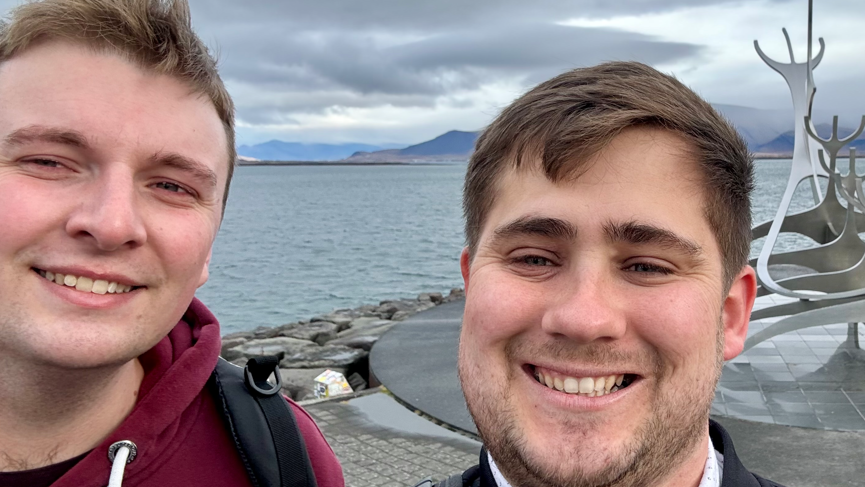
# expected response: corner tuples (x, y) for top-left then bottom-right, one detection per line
(480, 128), (711, 242)
(0, 41), (229, 180)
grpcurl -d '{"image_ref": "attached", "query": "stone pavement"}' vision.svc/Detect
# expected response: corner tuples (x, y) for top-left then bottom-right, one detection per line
(716, 294), (865, 430)
(303, 392), (481, 487)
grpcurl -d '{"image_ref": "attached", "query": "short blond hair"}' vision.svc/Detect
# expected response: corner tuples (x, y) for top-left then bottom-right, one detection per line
(0, 0), (236, 211)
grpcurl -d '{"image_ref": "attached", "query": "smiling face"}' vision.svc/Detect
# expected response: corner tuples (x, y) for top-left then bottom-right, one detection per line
(0, 41), (228, 368)
(459, 128), (755, 487)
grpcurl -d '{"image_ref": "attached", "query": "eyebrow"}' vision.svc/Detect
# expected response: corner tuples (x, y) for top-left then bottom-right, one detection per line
(491, 216), (578, 244)
(604, 220), (703, 257)
(151, 152), (218, 191)
(4, 125), (89, 149)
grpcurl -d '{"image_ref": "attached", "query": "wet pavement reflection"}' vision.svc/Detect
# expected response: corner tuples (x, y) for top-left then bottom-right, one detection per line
(715, 295), (865, 430)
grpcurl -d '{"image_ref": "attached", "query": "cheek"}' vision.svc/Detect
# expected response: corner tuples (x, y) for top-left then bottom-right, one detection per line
(149, 215), (217, 282)
(464, 271), (545, 345)
(0, 178), (65, 244)
(629, 287), (720, 366)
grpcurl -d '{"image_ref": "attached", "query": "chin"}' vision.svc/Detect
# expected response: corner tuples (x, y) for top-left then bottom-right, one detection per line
(25, 326), (154, 370)
(484, 416), (639, 487)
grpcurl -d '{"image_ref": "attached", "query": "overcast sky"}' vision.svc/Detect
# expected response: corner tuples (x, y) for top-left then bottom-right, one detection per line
(1, 0), (862, 146)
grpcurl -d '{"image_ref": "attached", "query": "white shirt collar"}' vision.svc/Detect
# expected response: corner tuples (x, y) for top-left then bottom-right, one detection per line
(487, 436), (724, 487)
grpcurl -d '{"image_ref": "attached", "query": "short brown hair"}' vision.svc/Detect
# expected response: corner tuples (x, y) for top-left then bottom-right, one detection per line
(465, 61), (753, 287)
(0, 0), (236, 212)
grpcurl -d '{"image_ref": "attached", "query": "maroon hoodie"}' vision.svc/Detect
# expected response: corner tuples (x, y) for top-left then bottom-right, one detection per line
(39, 298), (344, 487)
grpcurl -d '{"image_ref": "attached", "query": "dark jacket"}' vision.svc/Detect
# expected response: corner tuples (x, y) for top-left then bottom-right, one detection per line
(444, 420), (783, 487)
(46, 298), (344, 487)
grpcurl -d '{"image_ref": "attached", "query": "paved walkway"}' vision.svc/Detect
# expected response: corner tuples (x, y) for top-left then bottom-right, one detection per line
(304, 392), (480, 487)
(369, 297), (865, 486)
(716, 294), (865, 429)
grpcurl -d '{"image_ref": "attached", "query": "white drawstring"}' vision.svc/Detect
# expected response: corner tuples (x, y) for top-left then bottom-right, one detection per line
(107, 440), (138, 487)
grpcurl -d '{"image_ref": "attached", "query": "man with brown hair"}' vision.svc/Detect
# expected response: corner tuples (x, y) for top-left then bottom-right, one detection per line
(0, 1), (342, 486)
(440, 62), (781, 487)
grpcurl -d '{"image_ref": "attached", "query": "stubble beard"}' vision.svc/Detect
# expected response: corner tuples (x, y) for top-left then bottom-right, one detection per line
(460, 327), (725, 487)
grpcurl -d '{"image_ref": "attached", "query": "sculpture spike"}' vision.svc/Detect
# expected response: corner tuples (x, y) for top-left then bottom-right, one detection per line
(782, 27), (796, 63)
(807, 0), (813, 65)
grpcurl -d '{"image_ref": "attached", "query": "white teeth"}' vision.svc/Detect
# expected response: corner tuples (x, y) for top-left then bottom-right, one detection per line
(536, 369), (631, 397)
(92, 280), (109, 295)
(38, 269), (134, 295)
(75, 277), (93, 292)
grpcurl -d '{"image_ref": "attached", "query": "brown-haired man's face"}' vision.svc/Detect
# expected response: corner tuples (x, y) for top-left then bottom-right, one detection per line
(458, 127), (756, 487)
(0, 41), (229, 368)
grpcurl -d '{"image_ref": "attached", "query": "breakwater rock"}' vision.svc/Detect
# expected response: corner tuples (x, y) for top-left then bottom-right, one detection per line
(220, 288), (465, 400)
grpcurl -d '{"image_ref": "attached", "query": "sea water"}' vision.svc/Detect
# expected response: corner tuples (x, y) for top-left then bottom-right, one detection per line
(197, 160), (834, 334)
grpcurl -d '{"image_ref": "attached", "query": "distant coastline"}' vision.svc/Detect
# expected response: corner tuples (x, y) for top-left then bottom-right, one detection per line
(237, 153), (858, 166)
(753, 152), (861, 160)
(752, 152), (793, 160)
(237, 159), (465, 166)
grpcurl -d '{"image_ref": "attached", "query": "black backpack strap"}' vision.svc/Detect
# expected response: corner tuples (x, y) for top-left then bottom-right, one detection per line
(209, 356), (318, 487)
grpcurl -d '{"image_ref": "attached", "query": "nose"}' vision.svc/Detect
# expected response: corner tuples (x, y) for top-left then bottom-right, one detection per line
(540, 264), (627, 344)
(65, 170), (147, 251)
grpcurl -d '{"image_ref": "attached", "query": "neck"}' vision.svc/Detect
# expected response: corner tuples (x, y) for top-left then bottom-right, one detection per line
(0, 356), (144, 471)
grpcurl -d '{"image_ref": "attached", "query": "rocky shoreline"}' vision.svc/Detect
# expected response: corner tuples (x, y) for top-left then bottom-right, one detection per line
(220, 288), (465, 400)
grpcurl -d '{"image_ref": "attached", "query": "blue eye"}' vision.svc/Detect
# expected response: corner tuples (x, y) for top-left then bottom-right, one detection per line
(523, 255), (552, 266)
(628, 263), (672, 274)
(28, 158), (62, 167)
(154, 181), (187, 193)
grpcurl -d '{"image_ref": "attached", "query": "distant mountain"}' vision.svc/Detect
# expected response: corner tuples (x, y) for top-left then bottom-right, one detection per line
(399, 130), (479, 156)
(712, 104), (792, 150)
(240, 105), (841, 164)
(344, 130), (479, 162)
(755, 123), (865, 154)
(343, 106), (800, 163)
(237, 140), (403, 161)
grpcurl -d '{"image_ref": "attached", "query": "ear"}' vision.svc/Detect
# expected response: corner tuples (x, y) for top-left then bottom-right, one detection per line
(721, 265), (758, 360)
(460, 247), (471, 294)
(197, 248), (212, 288)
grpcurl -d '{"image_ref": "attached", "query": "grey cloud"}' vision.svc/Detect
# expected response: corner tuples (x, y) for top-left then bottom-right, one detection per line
(0, 0), (802, 143)
(188, 0), (748, 118)
(235, 90), (437, 124)
(192, 0), (793, 32)
(212, 17), (702, 125)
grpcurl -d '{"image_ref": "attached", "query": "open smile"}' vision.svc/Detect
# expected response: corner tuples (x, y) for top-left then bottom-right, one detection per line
(32, 268), (141, 295)
(528, 365), (639, 398)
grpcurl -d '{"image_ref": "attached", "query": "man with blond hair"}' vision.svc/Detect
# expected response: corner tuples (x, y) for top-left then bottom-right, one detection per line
(428, 62), (783, 487)
(0, 1), (342, 485)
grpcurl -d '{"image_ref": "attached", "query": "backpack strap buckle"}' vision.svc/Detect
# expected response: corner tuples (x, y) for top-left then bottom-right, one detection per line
(244, 355), (283, 397)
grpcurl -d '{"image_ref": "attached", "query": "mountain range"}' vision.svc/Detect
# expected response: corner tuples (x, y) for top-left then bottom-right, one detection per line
(237, 104), (857, 162)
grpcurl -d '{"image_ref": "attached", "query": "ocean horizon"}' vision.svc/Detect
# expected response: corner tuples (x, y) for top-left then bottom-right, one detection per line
(197, 159), (834, 334)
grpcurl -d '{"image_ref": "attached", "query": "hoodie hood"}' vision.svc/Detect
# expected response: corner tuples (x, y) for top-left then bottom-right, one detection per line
(55, 298), (221, 487)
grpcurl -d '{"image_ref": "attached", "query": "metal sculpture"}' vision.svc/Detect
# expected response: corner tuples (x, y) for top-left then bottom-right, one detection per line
(744, 0), (865, 351)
